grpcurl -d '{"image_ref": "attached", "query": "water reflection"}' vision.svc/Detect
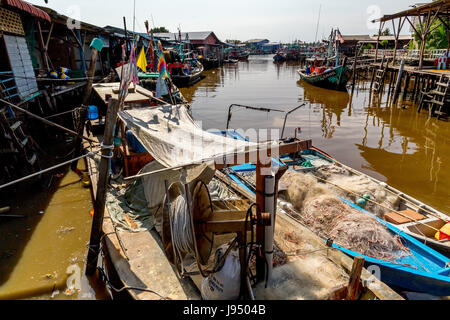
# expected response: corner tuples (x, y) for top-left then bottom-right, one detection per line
(181, 56), (450, 214)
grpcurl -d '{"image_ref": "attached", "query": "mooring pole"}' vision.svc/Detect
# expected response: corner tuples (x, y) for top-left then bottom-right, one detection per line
(71, 38), (104, 171)
(393, 58), (405, 104)
(351, 44), (358, 90)
(85, 98), (120, 275)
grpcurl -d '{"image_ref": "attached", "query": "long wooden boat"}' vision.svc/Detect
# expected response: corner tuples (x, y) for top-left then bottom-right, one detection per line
(168, 60), (204, 87)
(83, 105), (402, 301)
(297, 65), (351, 91)
(199, 57), (219, 70)
(304, 147), (450, 258)
(273, 51), (287, 62)
(218, 130), (450, 296)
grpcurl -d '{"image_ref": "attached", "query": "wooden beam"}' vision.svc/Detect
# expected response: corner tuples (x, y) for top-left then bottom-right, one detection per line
(214, 139), (312, 170)
(375, 21), (385, 61)
(419, 10), (432, 69)
(37, 21), (50, 71)
(44, 22), (54, 51)
(406, 16), (420, 36)
(346, 256), (365, 300)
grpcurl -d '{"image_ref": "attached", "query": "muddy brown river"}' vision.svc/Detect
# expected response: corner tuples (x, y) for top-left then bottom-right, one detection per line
(0, 55), (448, 300)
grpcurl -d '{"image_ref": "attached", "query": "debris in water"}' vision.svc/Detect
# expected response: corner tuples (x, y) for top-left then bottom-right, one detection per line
(50, 290), (60, 299)
(64, 288), (75, 296)
(57, 226), (75, 234)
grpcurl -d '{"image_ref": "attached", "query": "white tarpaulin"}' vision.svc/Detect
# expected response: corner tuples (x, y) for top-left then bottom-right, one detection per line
(118, 104), (265, 169)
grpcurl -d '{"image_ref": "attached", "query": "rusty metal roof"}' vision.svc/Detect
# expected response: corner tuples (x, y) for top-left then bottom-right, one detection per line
(2, 0), (51, 22)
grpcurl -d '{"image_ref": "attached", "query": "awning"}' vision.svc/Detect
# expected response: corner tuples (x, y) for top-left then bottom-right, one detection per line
(2, 0), (51, 22)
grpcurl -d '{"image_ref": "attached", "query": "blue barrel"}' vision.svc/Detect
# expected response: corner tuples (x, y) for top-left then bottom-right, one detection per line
(87, 105), (99, 120)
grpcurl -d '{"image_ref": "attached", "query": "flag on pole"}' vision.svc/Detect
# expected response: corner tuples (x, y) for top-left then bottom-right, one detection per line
(157, 41), (171, 80)
(337, 30), (345, 44)
(137, 46), (148, 72)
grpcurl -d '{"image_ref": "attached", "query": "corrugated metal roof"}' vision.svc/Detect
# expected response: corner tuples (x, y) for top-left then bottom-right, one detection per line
(341, 35), (373, 41)
(245, 39), (269, 43)
(153, 31), (217, 41)
(2, 0), (51, 22)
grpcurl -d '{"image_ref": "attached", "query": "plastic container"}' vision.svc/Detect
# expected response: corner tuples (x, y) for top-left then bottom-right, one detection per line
(87, 105), (99, 120)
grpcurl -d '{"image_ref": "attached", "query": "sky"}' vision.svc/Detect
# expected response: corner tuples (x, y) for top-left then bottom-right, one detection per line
(27, 0), (415, 42)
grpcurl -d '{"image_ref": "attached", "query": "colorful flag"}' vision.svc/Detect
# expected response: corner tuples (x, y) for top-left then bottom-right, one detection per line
(157, 41), (171, 80)
(119, 45), (139, 98)
(137, 46), (148, 72)
(337, 30), (345, 44)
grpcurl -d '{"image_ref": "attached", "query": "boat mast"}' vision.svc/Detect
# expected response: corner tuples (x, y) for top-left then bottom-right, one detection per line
(327, 28), (333, 68)
(314, 4), (322, 43)
(335, 29), (339, 68)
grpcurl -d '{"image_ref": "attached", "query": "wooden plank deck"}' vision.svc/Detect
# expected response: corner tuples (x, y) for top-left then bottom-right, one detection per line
(92, 83), (154, 106)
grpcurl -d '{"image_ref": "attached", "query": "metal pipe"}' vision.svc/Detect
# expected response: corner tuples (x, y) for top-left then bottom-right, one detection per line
(264, 175), (275, 286)
(280, 103), (306, 139)
(226, 104), (285, 131)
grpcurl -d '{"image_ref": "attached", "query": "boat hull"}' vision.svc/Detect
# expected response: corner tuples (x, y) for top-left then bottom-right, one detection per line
(334, 199), (450, 296)
(171, 62), (204, 87)
(298, 66), (351, 91)
(215, 130), (450, 297)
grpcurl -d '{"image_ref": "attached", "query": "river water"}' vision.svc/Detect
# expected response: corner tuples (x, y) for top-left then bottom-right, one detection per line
(0, 54), (448, 300)
(182, 55), (450, 216)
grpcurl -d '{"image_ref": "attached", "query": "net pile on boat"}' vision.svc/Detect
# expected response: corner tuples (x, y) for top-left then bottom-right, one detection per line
(315, 164), (400, 218)
(280, 171), (410, 262)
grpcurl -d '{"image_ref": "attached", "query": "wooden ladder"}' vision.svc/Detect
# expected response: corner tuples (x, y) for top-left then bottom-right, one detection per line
(0, 89), (40, 183)
(418, 75), (450, 119)
(373, 67), (386, 94)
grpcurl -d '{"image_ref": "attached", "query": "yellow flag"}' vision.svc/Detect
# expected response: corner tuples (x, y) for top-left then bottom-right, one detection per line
(137, 47), (147, 72)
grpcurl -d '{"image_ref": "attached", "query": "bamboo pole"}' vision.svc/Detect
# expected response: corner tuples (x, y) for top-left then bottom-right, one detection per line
(85, 98), (120, 275)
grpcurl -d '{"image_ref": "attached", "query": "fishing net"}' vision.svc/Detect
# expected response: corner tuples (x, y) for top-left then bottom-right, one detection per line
(280, 171), (410, 262)
(315, 164), (400, 218)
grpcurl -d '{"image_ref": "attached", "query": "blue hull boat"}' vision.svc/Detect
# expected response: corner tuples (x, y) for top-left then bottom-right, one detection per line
(215, 130), (450, 296)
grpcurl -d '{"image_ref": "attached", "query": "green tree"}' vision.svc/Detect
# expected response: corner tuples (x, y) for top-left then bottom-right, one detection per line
(150, 27), (169, 33)
(382, 28), (392, 36)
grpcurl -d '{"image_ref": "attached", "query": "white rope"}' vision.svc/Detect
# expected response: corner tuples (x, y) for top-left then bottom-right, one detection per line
(170, 195), (195, 255)
(0, 152), (95, 190)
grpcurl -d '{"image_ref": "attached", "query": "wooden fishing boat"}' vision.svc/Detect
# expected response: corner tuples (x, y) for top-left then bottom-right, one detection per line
(297, 64), (351, 91)
(273, 51), (287, 62)
(229, 47), (250, 61)
(199, 57), (219, 70)
(223, 59), (238, 64)
(217, 130), (450, 296)
(168, 60), (204, 87)
(83, 105), (402, 301)
(221, 129), (450, 257)
(303, 147), (450, 258)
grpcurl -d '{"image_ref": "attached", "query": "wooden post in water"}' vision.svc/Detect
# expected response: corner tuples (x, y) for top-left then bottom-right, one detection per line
(86, 98), (120, 276)
(402, 72), (411, 101)
(351, 44), (358, 91)
(393, 59), (405, 103)
(71, 39), (104, 171)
